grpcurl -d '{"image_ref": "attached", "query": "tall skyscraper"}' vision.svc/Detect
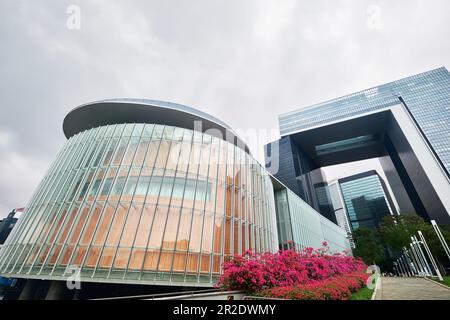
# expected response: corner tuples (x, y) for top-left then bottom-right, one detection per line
(266, 67), (450, 224)
(338, 171), (396, 231)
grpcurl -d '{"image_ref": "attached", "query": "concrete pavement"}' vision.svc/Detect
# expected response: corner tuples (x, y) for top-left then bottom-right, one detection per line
(374, 277), (450, 300)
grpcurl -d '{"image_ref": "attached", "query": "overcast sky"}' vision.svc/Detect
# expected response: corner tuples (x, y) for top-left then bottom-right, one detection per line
(1, 0), (449, 218)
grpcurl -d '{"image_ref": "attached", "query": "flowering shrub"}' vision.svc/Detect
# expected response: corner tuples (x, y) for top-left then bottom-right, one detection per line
(262, 272), (368, 300)
(215, 244), (369, 299)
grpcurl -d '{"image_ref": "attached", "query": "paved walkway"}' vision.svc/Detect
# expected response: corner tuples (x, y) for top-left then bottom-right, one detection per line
(375, 277), (450, 300)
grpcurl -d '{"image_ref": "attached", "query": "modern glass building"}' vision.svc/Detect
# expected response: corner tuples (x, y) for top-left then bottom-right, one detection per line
(273, 185), (350, 252)
(0, 99), (350, 299)
(328, 181), (353, 247)
(338, 171), (395, 231)
(267, 67), (450, 224)
(0, 99), (279, 289)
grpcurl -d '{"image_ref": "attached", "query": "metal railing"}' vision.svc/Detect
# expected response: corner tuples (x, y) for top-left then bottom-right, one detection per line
(92, 288), (223, 300)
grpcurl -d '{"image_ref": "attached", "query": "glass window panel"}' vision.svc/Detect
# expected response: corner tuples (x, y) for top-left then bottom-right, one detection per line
(80, 203), (102, 245)
(134, 204), (155, 247)
(142, 124), (155, 137)
(104, 125), (115, 138)
(234, 187), (240, 219)
(148, 206), (168, 248)
(132, 123), (144, 137)
(155, 141), (171, 169)
(83, 141), (100, 168)
(167, 141), (181, 171)
(158, 251), (173, 271)
(212, 255), (221, 274)
(135, 168), (152, 200)
(112, 138), (129, 165)
(85, 246), (101, 268)
(226, 144), (234, 184)
(161, 207), (180, 250)
(225, 184), (232, 217)
(189, 211), (203, 252)
(114, 248), (131, 269)
(201, 214), (213, 253)
(233, 220), (239, 254)
(110, 168), (129, 200)
(183, 178), (196, 206)
(224, 218), (231, 255)
(92, 139), (109, 167)
(113, 124), (125, 137)
(122, 137), (139, 166)
(72, 245), (87, 266)
(133, 139), (150, 167)
(99, 247), (115, 269)
(188, 143), (201, 175)
(79, 169), (95, 200)
(68, 205), (91, 245)
(123, 124), (134, 136)
(162, 126), (175, 140)
(159, 175), (175, 201)
(128, 248), (145, 270)
(56, 205), (79, 245)
(173, 127), (185, 141)
(87, 169), (106, 201)
(121, 168), (140, 202)
(213, 217), (223, 254)
(172, 252), (186, 272)
(177, 140), (192, 173)
(99, 168), (117, 201)
(241, 223), (247, 252)
(46, 205), (70, 245)
(105, 203), (128, 246)
(119, 204), (143, 247)
(60, 245), (74, 266)
(44, 244), (61, 266)
(144, 140), (161, 168)
(142, 250), (159, 271)
(176, 209), (192, 251)
(186, 253), (199, 274)
(234, 148), (240, 186)
(215, 182), (225, 216)
(200, 254), (210, 274)
(152, 125), (164, 140)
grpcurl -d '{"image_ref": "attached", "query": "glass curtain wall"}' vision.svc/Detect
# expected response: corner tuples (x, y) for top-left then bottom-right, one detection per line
(274, 189), (351, 253)
(0, 123), (278, 285)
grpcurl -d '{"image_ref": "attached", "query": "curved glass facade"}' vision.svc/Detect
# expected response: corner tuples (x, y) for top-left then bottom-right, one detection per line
(0, 123), (278, 285)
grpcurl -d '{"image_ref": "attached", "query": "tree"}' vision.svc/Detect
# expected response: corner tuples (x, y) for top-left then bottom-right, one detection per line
(352, 228), (386, 265)
(378, 215), (427, 253)
(379, 215), (450, 273)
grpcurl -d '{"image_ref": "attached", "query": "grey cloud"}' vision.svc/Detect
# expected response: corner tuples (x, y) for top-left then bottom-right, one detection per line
(0, 0), (449, 218)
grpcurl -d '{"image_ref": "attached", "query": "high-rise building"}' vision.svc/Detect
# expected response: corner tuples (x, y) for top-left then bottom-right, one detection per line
(0, 99), (349, 299)
(267, 67), (450, 224)
(338, 171), (395, 231)
(0, 208), (22, 245)
(327, 181), (353, 243)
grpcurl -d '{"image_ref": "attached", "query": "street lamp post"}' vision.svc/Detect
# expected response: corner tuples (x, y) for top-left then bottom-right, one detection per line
(409, 244), (425, 276)
(406, 247), (420, 276)
(397, 259), (406, 277)
(418, 230), (444, 281)
(412, 236), (432, 276)
(403, 248), (415, 276)
(401, 255), (412, 276)
(398, 258), (406, 277)
(431, 220), (450, 261)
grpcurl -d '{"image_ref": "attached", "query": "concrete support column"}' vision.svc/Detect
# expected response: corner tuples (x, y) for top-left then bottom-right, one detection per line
(45, 281), (71, 300)
(18, 279), (39, 300)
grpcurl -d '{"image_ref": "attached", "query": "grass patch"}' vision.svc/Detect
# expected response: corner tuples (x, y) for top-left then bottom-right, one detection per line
(350, 286), (374, 300)
(438, 276), (450, 288)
